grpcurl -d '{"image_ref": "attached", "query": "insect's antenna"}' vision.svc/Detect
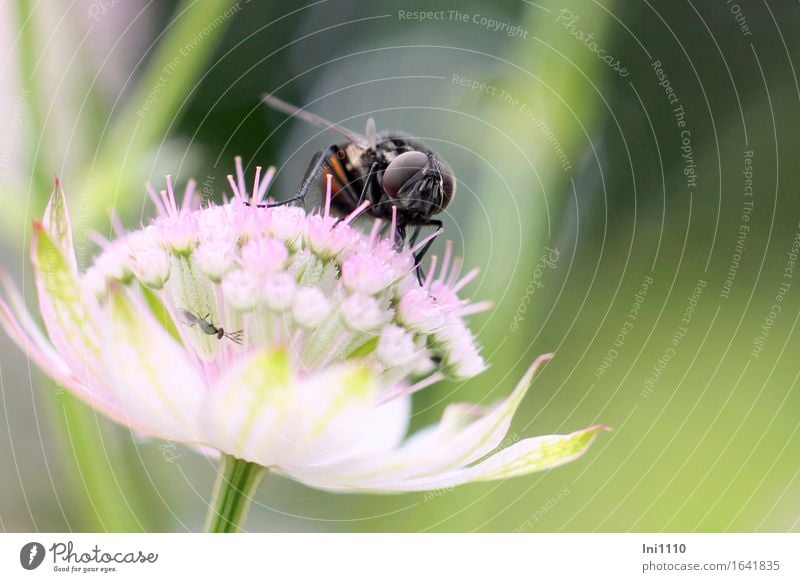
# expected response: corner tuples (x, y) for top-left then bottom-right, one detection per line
(262, 94), (369, 148)
(225, 330), (244, 345)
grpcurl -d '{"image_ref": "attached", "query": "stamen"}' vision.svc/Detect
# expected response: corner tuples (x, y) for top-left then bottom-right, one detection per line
(380, 372), (445, 404)
(89, 231), (112, 249)
(438, 240), (453, 283)
(108, 209), (126, 237)
(158, 189), (170, 216)
(324, 173), (333, 217)
(165, 175), (179, 216)
(390, 206), (398, 241)
(462, 301), (494, 315)
(368, 219), (382, 245)
(146, 183), (167, 215)
(423, 255), (438, 288)
(453, 267), (479, 292)
(342, 200), (371, 225)
(227, 174), (242, 200)
(411, 228), (443, 255)
(447, 257), (463, 287)
(235, 156), (246, 200)
(255, 166), (276, 204)
(181, 179), (198, 212)
(252, 166), (262, 205)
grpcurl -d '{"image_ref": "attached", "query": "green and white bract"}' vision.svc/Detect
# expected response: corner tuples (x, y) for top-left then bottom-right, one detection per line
(0, 159), (607, 493)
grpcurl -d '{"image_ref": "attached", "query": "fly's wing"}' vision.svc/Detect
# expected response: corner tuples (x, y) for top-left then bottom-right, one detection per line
(175, 308), (199, 327)
(320, 149), (365, 217)
(262, 94), (369, 148)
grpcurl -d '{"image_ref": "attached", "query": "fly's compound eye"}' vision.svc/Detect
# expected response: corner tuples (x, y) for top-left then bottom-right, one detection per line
(383, 150), (456, 212)
(382, 151), (430, 198)
(439, 161), (456, 209)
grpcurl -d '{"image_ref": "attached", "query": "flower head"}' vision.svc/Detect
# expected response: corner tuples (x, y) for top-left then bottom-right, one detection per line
(0, 159), (606, 493)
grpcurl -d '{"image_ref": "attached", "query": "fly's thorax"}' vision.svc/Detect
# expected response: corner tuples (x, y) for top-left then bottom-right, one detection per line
(198, 319), (218, 336)
(343, 143), (366, 173)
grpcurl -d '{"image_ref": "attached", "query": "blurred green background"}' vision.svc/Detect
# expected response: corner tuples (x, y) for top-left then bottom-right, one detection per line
(1, 0), (798, 532)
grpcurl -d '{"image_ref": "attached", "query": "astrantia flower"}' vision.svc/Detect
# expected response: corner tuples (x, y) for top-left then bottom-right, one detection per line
(0, 159), (606, 529)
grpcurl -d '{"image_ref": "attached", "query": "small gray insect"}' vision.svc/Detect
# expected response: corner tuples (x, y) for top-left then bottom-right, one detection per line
(176, 308), (244, 345)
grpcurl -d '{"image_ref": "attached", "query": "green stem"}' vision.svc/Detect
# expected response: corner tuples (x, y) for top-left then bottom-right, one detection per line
(204, 454), (267, 533)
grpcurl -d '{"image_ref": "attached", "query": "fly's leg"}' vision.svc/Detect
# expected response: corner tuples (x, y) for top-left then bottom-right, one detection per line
(265, 145), (338, 208)
(410, 219), (443, 285)
(357, 162), (379, 207)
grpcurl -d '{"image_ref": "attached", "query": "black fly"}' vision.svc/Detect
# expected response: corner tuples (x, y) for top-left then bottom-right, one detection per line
(262, 95), (456, 272)
(176, 308), (243, 345)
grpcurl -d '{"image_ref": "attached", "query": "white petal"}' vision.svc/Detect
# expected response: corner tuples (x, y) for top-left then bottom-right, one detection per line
(204, 348), (381, 467)
(1, 268), (200, 437)
(31, 224), (108, 391)
(323, 394), (411, 461)
(202, 348), (293, 464)
(0, 285), (128, 425)
(0, 270), (72, 377)
(289, 424), (609, 492)
(280, 354), (554, 486)
(104, 286), (205, 441)
(286, 364), (380, 465)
